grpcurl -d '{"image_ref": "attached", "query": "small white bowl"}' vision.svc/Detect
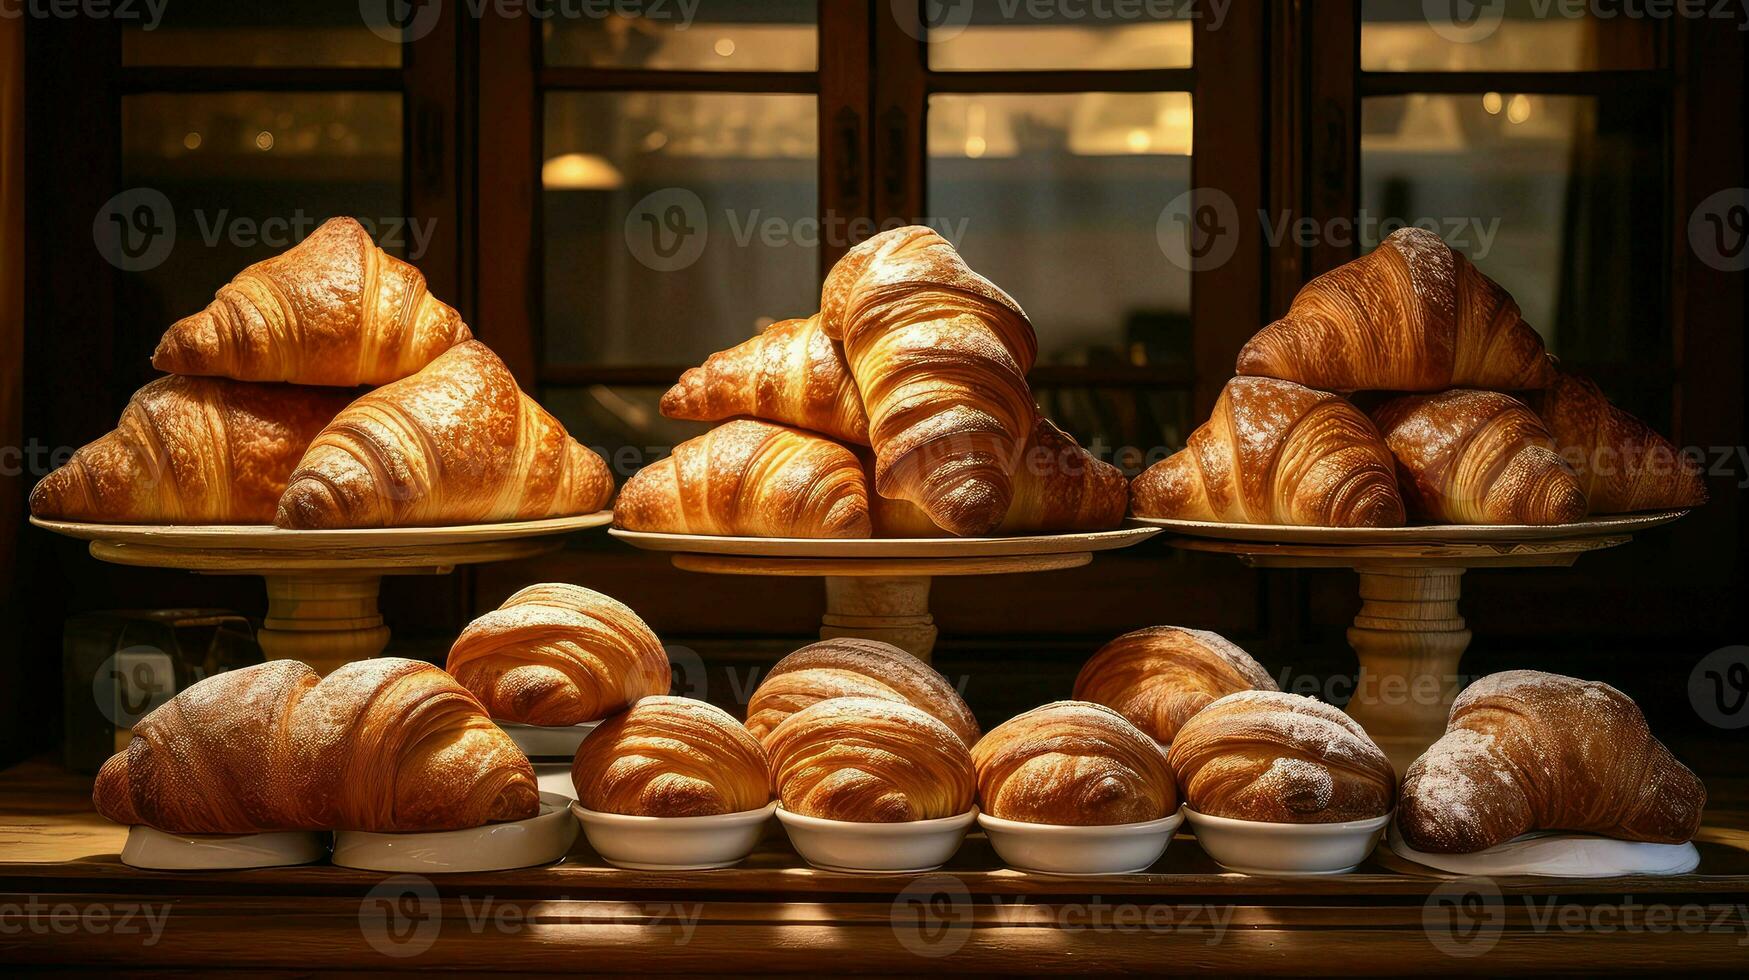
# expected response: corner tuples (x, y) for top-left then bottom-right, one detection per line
(1183, 808), (1391, 876)
(331, 792), (578, 873)
(500, 720), (600, 759)
(776, 807), (977, 873)
(978, 807), (1185, 875)
(120, 826), (327, 870)
(572, 800), (776, 870)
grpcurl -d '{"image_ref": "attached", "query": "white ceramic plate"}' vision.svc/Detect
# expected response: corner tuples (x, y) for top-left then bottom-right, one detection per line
(1387, 822), (1701, 877)
(330, 792), (578, 873)
(979, 807), (1184, 875)
(120, 826), (328, 870)
(1184, 808), (1391, 876)
(572, 800), (776, 870)
(609, 526), (1158, 559)
(501, 720), (599, 759)
(775, 807), (977, 873)
(1130, 510), (1686, 545)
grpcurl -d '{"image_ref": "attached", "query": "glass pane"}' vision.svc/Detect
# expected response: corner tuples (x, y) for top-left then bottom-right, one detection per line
(927, 92), (1191, 377)
(116, 93), (404, 364)
(925, 0), (1193, 70)
(124, 0), (402, 67)
(1033, 385), (1194, 478)
(544, 0), (816, 70)
(542, 386), (708, 479)
(1361, 93), (1668, 423)
(1361, 0), (1657, 72)
(543, 92), (818, 368)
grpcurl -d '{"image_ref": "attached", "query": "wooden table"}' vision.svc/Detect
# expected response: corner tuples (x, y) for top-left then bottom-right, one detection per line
(5, 758), (1747, 974)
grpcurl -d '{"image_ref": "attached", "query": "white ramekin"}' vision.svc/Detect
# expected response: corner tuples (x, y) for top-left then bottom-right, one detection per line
(775, 806), (978, 873)
(500, 720), (600, 760)
(572, 800), (777, 870)
(120, 826), (328, 871)
(331, 792), (579, 873)
(1183, 808), (1391, 875)
(978, 806), (1185, 875)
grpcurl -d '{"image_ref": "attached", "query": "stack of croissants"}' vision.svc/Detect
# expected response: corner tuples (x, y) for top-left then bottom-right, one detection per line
(95, 583), (1706, 864)
(29, 217), (613, 527)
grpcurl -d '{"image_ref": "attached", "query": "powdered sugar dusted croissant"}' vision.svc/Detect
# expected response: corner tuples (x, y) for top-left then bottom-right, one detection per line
(446, 584), (670, 727)
(744, 639), (979, 745)
(1167, 691), (1396, 823)
(571, 696), (770, 817)
(1398, 670), (1705, 853)
(972, 701), (1177, 825)
(1074, 627), (1278, 745)
(1530, 373), (1708, 514)
(763, 697), (976, 822)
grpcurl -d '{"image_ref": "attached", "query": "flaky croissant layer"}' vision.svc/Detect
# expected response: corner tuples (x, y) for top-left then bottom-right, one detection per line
(972, 701), (1178, 826)
(1074, 627), (1278, 745)
(763, 697), (977, 822)
(745, 638), (980, 746)
(572, 697), (771, 817)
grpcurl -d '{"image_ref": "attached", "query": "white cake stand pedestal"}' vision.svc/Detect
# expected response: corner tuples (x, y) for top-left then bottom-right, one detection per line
(33, 513), (612, 675)
(1135, 511), (1687, 775)
(609, 527), (1160, 662)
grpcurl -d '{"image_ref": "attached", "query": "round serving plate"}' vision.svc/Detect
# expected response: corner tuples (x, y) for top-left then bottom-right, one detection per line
(120, 826), (328, 871)
(330, 792), (578, 873)
(31, 511), (612, 553)
(608, 525), (1159, 559)
(1386, 823), (1701, 878)
(1130, 510), (1686, 546)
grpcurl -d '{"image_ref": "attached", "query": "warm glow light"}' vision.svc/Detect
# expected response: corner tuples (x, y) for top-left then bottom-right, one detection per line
(713, 37), (735, 57)
(182, 132), (202, 150)
(964, 135), (986, 158)
(642, 130), (669, 152)
(255, 131), (275, 151)
(1126, 128), (1151, 153)
(1482, 92), (1503, 115)
(1506, 94), (1532, 124)
(541, 152), (626, 190)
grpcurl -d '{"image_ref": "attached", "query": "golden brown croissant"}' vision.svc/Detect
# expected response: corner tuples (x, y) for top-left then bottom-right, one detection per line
(29, 376), (352, 524)
(446, 584), (670, 727)
(661, 314), (870, 445)
(93, 658), (538, 833)
(1237, 228), (1554, 392)
(571, 696), (770, 817)
(1073, 627), (1278, 745)
(275, 341), (613, 528)
(763, 697), (976, 822)
(1530, 373), (1708, 514)
(613, 419), (871, 538)
(819, 226), (1038, 536)
(152, 217), (471, 387)
(1398, 670), (1706, 853)
(1167, 691), (1396, 823)
(1130, 377), (1405, 527)
(971, 701), (1177, 825)
(744, 638), (979, 745)
(1373, 389), (1586, 525)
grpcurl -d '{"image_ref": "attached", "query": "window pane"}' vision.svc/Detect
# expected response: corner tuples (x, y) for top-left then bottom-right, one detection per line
(1361, 0), (1657, 72)
(1034, 385), (1194, 477)
(543, 92), (818, 368)
(925, 1), (1193, 70)
(117, 93), (404, 366)
(927, 92), (1191, 378)
(541, 386), (707, 481)
(123, 0), (402, 67)
(543, 0), (817, 70)
(1361, 93), (1668, 423)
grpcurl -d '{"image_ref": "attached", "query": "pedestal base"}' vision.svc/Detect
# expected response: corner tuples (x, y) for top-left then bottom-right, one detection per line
(821, 576), (937, 658)
(1345, 566), (1472, 775)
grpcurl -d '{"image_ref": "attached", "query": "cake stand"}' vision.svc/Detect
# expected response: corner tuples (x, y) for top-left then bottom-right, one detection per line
(609, 527), (1161, 662)
(32, 513), (612, 675)
(1134, 511), (1687, 775)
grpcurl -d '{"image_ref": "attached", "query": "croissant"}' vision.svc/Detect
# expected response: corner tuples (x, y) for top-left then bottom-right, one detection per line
(1130, 377), (1405, 527)
(275, 341), (613, 528)
(29, 376), (352, 524)
(446, 584), (670, 727)
(613, 419), (871, 538)
(1373, 389), (1587, 525)
(93, 659), (538, 834)
(571, 696), (770, 817)
(152, 217), (472, 387)
(1167, 691), (1396, 823)
(1398, 670), (1706, 853)
(1073, 627), (1278, 745)
(819, 226), (1038, 536)
(971, 701), (1177, 826)
(1237, 227), (1554, 392)
(744, 638), (980, 745)
(661, 314), (870, 445)
(763, 697), (976, 822)
(1530, 373), (1708, 514)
